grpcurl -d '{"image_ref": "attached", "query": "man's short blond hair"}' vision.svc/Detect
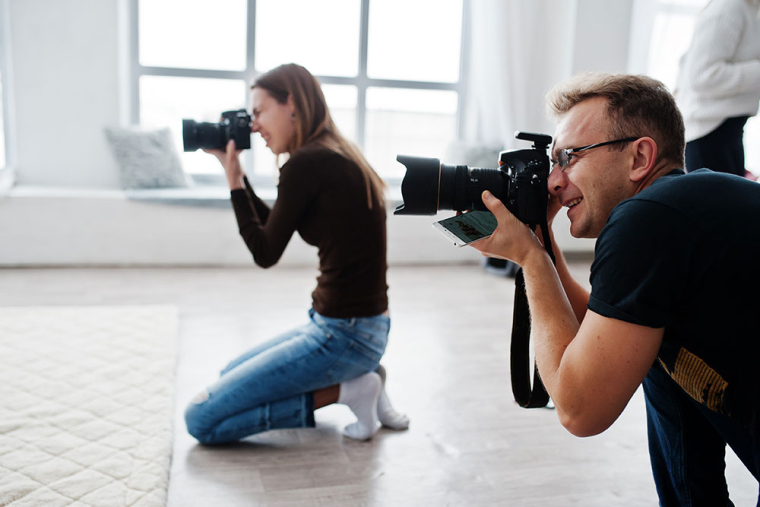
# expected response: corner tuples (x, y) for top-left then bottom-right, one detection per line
(546, 73), (685, 167)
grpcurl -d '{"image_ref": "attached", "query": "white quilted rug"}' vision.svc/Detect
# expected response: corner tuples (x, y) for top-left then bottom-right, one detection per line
(0, 306), (178, 507)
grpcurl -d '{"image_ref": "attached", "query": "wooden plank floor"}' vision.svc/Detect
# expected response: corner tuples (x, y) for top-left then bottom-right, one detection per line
(1, 263), (756, 506)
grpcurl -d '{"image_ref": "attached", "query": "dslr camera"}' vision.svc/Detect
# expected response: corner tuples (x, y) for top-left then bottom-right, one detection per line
(394, 131), (552, 226)
(395, 131), (555, 409)
(182, 109), (252, 152)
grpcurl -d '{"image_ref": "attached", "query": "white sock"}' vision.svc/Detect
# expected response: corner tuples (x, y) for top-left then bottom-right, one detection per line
(338, 372), (381, 440)
(378, 389), (410, 430)
(374, 364), (410, 430)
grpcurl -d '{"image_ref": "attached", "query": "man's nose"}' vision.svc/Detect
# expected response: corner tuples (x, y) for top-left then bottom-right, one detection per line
(547, 164), (564, 195)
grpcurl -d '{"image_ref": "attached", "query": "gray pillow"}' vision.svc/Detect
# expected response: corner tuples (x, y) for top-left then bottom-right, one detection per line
(105, 127), (189, 189)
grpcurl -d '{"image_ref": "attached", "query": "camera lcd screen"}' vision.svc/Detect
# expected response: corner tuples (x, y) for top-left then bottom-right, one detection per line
(433, 211), (498, 247)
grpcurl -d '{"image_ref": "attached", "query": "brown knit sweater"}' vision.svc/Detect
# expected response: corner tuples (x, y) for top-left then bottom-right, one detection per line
(230, 144), (388, 318)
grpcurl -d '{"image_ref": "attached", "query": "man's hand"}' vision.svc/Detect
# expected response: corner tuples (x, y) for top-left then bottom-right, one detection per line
(204, 140), (244, 190)
(473, 187), (664, 437)
(469, 190), (544, 265)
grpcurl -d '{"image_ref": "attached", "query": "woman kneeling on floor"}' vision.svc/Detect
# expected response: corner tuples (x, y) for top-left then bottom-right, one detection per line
(184, 63), (408, 444)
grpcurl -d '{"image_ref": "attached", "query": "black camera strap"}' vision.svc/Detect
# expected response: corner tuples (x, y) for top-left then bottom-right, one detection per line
(510, 221), (555, 408)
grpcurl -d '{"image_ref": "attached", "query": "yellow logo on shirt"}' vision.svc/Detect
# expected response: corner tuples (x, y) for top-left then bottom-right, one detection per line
(659, 348), (728, 413)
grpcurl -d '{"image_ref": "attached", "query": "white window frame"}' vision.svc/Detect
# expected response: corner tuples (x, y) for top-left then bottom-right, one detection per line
(128, 0), (469, 187)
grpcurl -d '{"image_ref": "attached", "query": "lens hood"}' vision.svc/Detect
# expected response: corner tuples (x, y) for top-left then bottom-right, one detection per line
(182, 119), (199, 152)
(394, 155), (442, 215)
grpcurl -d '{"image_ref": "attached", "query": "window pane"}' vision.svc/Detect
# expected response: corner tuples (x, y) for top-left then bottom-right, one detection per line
(140, 76), (248, 174)
(647, 12), (696, 90)
(252, 136), (278, 180)
(322, 84), (357, 142)
(364, 88), (458, 180)
(252, 84), (358, 179)
(368, 0), (462, 83)
(139, 0), (247, 71)
(255, 0), (360, 77)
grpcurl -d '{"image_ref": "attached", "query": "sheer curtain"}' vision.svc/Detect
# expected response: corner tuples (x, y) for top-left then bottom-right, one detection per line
(460, 0), (577, 151)
(458, 0), (624, 254)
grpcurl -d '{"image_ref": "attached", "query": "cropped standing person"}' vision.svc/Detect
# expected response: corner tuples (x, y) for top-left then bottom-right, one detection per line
(185, 64), (409, 444)
(675, 0), (760, 177)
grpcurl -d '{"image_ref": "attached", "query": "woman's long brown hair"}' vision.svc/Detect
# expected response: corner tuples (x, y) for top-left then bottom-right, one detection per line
(252, 63), (386, 209)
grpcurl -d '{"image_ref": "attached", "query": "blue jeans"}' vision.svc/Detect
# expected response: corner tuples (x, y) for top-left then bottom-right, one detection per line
(643, 362), (760, 506)
(185, 309), (390, 444)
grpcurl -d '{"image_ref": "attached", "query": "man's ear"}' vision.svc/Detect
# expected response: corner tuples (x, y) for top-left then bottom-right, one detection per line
(630, 137), (658, 182)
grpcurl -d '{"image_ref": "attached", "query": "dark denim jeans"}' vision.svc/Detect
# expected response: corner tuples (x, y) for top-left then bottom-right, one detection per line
(185, 309), (389, 444)
(643, 362), (760, 506)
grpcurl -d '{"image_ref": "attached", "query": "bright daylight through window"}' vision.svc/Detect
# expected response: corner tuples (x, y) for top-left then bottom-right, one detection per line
(135, 0), (464, 184)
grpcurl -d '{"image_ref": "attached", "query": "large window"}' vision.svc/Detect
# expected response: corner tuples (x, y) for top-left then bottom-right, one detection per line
(131, 0), (465, 184)
(645, 0), (760, 173)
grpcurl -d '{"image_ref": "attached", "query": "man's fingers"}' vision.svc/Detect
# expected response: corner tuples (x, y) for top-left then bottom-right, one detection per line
(481, 191), (508, 218)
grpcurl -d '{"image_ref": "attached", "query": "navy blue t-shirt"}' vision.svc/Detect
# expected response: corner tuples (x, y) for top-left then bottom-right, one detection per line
(588, 169), (760, 433)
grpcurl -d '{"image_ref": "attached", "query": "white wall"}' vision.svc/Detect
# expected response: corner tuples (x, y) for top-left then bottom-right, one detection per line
(9, 0), (122, 188)
(573, 0), (634, 74)
(0, 0), (637, 266)
(0, 190), (502, 267)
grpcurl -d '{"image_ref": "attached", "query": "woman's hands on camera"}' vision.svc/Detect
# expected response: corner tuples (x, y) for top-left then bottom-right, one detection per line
(470, 190), (546, 266)
(204, 140), (244, 190)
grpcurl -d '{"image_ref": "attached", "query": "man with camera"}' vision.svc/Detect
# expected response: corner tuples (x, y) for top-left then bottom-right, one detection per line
(472, 73), (760, 505)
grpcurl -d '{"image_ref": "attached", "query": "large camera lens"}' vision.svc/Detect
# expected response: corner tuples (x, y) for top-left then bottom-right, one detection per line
(182, 109), (252, 152)
(394, 155), (509, 215)
(393, 156), (441, 215)
(394, 132), (553, 218)
(182, 120), (227, 152)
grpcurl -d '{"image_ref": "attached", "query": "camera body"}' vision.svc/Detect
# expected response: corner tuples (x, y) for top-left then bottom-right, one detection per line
(394, 132), (553, 227)
(395, 132), (554, 409)
(182, 109), (252, 152)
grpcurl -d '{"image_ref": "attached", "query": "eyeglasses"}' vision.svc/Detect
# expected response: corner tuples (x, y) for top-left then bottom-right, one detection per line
(553, 137), (638, 169)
